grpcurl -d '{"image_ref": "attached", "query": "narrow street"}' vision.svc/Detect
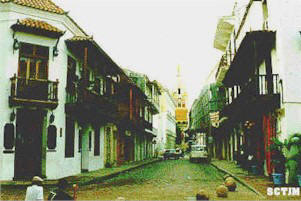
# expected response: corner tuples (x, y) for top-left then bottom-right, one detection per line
(75, 159), (259, 200)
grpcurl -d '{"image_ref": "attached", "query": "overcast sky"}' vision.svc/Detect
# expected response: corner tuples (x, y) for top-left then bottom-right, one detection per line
(53, 0), (235, 108)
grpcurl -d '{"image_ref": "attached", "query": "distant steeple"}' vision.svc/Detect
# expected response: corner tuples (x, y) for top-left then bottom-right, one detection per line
(177, 65), (181, 77)
(173, 65), (189, 132)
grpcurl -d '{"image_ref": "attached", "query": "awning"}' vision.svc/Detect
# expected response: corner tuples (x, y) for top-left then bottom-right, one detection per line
(11, 18), (64, 38)
(223, 31), (275, 87)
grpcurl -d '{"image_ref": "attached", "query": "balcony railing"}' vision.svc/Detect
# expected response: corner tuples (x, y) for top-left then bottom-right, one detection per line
(10, 75), (58, 108)
(66, 77), (118, 103)
(216, 52), (235, 82)
(225, 74), (279, 106)
(65, 77), (119, 118)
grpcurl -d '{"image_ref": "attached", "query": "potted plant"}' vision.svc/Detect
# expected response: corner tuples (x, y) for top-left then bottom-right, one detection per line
(270, 138), (286, 186)
(285, 133), (301, 186)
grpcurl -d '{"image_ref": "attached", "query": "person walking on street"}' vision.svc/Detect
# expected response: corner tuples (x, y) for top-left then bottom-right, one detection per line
(48, 178), (73, 200)
(25, 176), (44, 201)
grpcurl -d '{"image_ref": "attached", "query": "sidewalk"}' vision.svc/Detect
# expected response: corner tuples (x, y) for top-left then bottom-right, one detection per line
(211, 160), (301, 200)
(0, 158), (160, 188)
(211, 159), (272, 198)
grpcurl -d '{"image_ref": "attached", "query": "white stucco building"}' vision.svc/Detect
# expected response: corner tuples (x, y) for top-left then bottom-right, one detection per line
(0, 0), (155, 181)
(156, 87), (177, 150)
(0, 0), (111, 180)
(213, 0), (301, 175)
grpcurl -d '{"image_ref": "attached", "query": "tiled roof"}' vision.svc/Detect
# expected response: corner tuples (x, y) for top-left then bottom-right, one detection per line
(0, 0), (65, 14)
(66, 36), (94, 42)
(11, 18), (64, 38)
(14, 18), (63, 33)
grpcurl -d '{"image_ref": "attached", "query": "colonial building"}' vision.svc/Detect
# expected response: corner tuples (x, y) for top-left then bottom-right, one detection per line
(189, 83), (225, 156)
(0, 0), (155, 181)
(157, 86), (177, 150)
(172, 65), (188, 133)
(123, 69), (160, 160)
(213, 0), (301, 176)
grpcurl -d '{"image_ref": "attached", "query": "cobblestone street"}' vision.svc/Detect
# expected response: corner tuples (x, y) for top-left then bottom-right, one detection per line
(73, 159), (257, 200)
(1, 159), (260, 200)
(75, 159), (259, 200)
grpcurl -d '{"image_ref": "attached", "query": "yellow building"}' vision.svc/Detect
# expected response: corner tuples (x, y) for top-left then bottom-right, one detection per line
(172, 65), (189, 131)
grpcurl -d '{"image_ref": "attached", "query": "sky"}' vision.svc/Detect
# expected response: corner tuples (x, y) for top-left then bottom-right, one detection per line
(53, 0), (235, 108)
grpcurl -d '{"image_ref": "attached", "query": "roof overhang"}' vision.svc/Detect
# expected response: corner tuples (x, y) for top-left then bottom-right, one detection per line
(65, 36), (121, 76)
(223, 31), (275, 87)
(11, 18), (64, 39)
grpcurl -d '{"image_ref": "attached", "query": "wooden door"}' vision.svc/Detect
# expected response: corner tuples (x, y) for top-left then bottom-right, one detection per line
(15, 109), (44, 179)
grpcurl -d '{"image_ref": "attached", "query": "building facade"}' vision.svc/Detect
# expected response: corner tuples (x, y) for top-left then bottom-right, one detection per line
(0, 0), (156, 181)
(123, 69), (160, 160)
(212, 0), (301, 176)
(189, 83), (225, 156)
(157, 87), (177, 150)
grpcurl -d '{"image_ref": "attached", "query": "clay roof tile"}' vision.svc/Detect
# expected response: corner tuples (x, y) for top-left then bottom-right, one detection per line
(16, 18), (64, 34)
(1, 0), (65, 14)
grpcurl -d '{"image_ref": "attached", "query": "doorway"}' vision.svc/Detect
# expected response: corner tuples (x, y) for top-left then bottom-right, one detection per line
(14, 109), (45, 179)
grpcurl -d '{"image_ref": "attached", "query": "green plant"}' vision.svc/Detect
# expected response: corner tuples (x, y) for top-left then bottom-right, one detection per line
(270, 134), (301, 184)
(269, 138), (286, 174)
(105, 162), (113, 168)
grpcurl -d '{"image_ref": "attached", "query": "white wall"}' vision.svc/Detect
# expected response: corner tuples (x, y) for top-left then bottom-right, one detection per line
(227, 0), (301, 142)
(0, 4), (107, 180)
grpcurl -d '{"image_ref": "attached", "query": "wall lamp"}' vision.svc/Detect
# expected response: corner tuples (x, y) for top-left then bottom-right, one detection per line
(12, 31), (20, 53)
(53, 31), (66, 57)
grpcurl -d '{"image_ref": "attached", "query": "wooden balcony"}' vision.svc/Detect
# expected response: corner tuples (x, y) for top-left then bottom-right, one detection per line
(9, 75), (58, 109)
(222, 74), (280, 118)
(65, 78), (118, 121)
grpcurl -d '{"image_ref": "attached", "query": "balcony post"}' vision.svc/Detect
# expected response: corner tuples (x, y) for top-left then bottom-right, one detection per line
(11, 74), (17, 98)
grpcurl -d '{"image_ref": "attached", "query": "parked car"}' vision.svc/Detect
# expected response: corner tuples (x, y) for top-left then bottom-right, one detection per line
(189, 145), (208, 163)
(163, 149), (179, 160)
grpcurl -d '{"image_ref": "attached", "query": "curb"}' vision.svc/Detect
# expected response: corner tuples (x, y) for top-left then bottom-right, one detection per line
(210, 162), (266, 199)
(0, 159), (161, 188)
(79, 159), (161, 186)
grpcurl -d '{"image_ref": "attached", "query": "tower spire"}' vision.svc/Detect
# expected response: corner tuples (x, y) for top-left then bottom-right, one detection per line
(177, 65), (181, 77)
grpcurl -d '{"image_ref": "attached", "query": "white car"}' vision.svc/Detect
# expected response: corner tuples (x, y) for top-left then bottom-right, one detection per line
(189, 145), (208, 162)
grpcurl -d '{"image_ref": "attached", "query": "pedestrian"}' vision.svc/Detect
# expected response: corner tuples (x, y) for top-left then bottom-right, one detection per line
(25, 176), (44, 201)
(48, 178), (73, 200)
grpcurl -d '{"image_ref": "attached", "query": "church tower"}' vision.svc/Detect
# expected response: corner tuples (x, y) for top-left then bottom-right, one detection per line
(172, 65), (188, 131)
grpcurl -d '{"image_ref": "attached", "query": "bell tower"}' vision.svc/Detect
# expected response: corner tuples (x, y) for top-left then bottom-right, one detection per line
(172, 65), (188, 131)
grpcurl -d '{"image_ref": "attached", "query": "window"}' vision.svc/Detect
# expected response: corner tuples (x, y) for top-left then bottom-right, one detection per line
(178, 88), (181, 95)
(94, 127), (100, 156)
(65, 117), (75, 157)
(78, 129), (82, 152)
(89, 131), (92, 151)
(47, 125), (57, 150)
(140, 106), (143, 117)
(66, 56), (77, 102)
(19, 43), (49, 80)
(4, 123), (14, 150)
(99, 77), (104, 95)
(67, 56), (76, 89)
(94, 77), (101, 94)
